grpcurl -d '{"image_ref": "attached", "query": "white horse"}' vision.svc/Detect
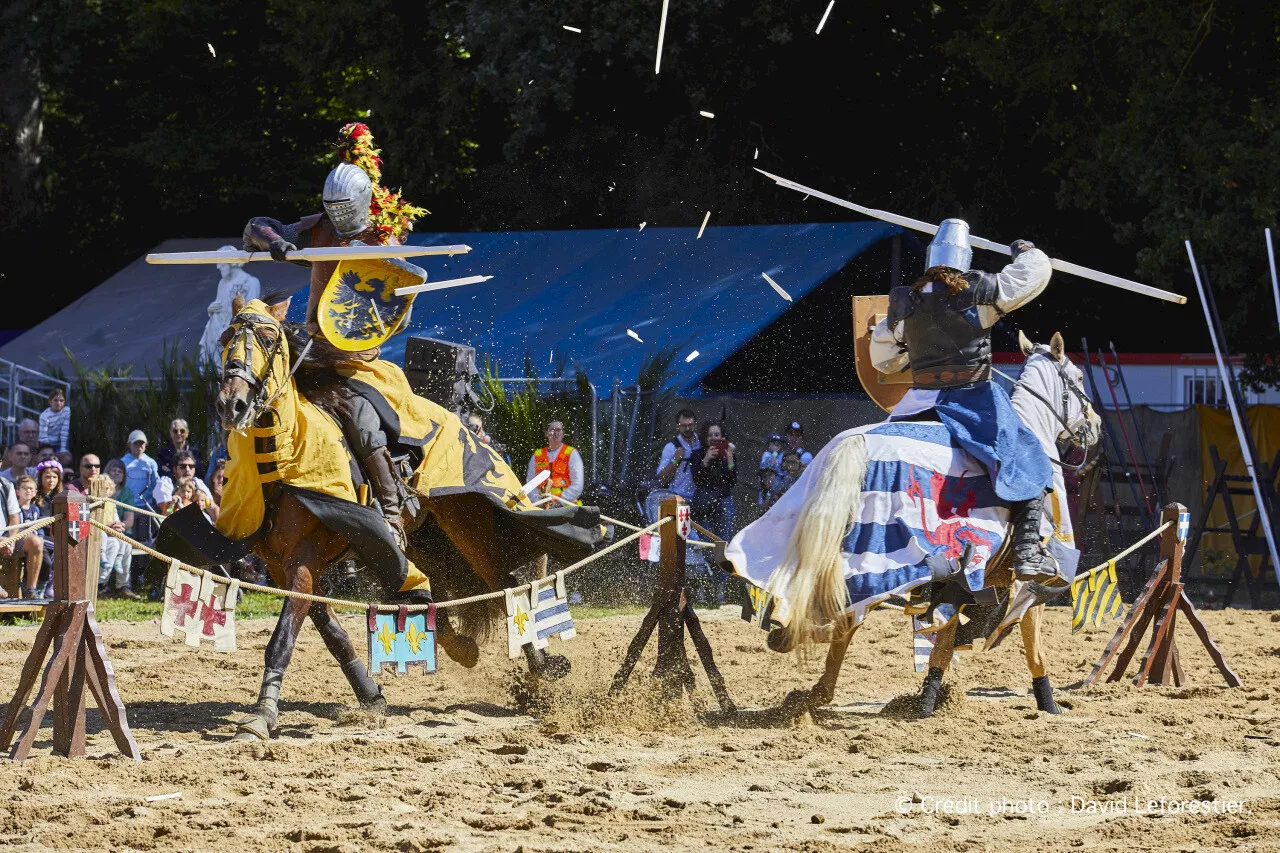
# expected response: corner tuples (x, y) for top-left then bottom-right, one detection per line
(733, 331), (1100, 717)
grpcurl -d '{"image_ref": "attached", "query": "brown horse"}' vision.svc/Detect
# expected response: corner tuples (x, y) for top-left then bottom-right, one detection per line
(762, 332), (1100, 719)
(206, 297), (578, 741)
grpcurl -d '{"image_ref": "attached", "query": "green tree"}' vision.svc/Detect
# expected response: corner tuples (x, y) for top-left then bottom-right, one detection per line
(947, 1), (1280, 385)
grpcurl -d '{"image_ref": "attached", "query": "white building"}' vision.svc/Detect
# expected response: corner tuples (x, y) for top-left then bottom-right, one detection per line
(992, 352), (1280, 411)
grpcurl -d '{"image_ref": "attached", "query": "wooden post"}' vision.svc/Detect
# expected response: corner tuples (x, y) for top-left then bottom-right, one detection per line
(0, 491), (140, 761)
(86, 476), (115, 606)
(653, 496), (691, 687)
(1085, 502), (1241, 689)
(610, 496), (735, 712)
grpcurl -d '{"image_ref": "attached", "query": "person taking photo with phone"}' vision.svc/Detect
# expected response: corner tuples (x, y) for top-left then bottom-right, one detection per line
(656, 408), (700, 501)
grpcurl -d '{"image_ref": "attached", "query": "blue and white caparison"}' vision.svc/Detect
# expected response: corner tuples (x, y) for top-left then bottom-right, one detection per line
(724, 331), (1101, 647)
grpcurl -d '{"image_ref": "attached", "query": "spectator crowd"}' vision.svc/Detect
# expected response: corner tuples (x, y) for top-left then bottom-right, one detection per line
(2, 387), (820, 613)
(0, 388), (237, 602)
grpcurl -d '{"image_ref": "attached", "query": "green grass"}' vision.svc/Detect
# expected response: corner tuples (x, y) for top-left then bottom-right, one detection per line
(89, 591), (285, 622)
(2, 595), (655, 628)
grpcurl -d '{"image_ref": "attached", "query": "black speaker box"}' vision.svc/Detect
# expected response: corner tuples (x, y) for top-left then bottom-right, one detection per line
(403, 336), (478, 411)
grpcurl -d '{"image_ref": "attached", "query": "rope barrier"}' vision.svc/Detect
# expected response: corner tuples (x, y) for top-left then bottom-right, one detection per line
(689, 520), (725, 544)
(89, 516), (670, 612)
(0, 515), (61, 553)
(538, 493), (717, 547)
(1074, 520), (1172, 583)
(2, 517), (53, 535)
(98, 494), (166, 520)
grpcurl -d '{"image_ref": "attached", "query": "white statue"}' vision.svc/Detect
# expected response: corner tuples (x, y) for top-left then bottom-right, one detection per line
(199, 246), (261, 365)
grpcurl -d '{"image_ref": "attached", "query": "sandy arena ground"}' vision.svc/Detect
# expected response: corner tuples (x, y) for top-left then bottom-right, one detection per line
(1, 604), (1278, 852)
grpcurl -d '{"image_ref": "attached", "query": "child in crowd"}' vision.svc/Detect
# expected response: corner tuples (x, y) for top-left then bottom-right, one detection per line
(757, 465), (779, 508)
(165, 476), (216, 522)
(771, 451), (803, 499)
(33, 459), (64, 598)
(758, 432), (785, 474)
(15, 475), (42, 598)
(38, 389), (71, 454)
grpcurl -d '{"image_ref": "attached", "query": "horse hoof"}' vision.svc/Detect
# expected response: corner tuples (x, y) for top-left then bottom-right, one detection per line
(766, 628), (792, 653)
(441, 635), (480, 668)
(232, 715), (273, 742)
(807, 687), (835, 710)
(778, 689), (812, 718)
(361, 694), (387, 716)
(537, 654), (571, 681)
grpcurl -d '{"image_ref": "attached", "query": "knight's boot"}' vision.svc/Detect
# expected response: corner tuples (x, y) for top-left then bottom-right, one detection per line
(341, 658), (387, 715)
(1031, 674), (1061, 715)
(234, 668), (283, 741)
(919, 666), (944, 718)
(1010, 496), (1059, 583)
(364, 447), (407, 551)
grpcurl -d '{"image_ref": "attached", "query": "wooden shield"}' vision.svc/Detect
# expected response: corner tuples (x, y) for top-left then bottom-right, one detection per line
(853, 295), (913, 412)
(317, 257), (425, 352)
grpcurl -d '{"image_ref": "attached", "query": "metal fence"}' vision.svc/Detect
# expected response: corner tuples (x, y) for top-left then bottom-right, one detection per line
(0, 358), (71, 446)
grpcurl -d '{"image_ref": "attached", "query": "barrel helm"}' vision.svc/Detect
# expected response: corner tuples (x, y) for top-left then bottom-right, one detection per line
(322, 163), (374, 239)
(924, 218), (973, 272)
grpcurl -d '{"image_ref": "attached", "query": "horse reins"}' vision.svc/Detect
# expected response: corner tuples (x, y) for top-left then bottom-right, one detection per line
(993, 348), (1095, 473)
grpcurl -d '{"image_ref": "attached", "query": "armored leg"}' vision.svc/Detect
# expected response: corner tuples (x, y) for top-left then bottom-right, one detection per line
(363, 446), (407, 550)
(1009, 494), (1058, 583)
(341, 658), (387, 714)
(234, 668), (283, 741)
(1031, 674), (1061, 714)
(919, 666), (944, 718)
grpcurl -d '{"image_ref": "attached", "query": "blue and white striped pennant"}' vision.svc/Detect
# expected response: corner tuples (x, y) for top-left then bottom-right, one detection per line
(530, 571), (576, 649)
(1177, 511), (1190, 543)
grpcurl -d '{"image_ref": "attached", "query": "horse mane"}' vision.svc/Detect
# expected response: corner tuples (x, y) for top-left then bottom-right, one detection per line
(281, 322), (356, 423)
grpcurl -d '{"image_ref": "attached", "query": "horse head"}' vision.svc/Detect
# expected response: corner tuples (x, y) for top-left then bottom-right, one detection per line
(1015, 330), (1102, 460)
(215, 294), (292, 431)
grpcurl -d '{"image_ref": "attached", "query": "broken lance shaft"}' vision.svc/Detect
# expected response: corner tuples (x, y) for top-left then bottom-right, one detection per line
(145, 244), (472, 265)
(754, 169), (1187, 306)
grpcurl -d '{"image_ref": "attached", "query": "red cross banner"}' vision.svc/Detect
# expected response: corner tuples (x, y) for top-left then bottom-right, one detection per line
(66, 503), (91, 543)
(159, 559), (240, 652)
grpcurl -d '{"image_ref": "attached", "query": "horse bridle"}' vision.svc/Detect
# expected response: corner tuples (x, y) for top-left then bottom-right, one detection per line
(993, 347), (1095, 472)
(222, 313), (286, 423)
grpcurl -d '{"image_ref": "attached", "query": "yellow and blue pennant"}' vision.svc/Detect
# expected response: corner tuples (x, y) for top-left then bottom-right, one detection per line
(1070, 559), (1124, 633)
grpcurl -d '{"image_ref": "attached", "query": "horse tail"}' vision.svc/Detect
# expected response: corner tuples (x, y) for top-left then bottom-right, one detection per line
(769, 434), (868, 652)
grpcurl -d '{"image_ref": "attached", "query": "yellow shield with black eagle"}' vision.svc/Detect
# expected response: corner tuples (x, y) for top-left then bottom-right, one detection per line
(318, 256), (426, 351)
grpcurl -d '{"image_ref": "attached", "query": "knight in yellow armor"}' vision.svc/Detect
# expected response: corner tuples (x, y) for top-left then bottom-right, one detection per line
(241, 123), (436, 545)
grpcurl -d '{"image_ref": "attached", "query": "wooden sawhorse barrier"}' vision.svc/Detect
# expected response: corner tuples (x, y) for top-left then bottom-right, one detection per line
(1, 491), (140, 761)
(610, 496), (735, 713)
(1085, 503), (1241, 688)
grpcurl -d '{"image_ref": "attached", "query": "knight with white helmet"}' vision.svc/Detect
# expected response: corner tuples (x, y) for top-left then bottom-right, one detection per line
(869, 218), (1058, 584)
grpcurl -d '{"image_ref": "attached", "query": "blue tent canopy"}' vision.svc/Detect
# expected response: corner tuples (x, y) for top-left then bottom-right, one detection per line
(290, 222), (897, 394)
(2, 223), (896, 393)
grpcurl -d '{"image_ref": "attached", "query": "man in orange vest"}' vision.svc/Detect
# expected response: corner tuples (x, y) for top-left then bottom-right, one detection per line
(527, 420), (584, 503)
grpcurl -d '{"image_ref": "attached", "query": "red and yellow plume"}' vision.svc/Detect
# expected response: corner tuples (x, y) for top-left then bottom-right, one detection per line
(334, 122), (428, 244)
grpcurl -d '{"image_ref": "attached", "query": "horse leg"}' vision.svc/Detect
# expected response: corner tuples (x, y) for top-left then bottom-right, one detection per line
(808, 623), (858, 709)
(920, 622), (957, 718)
(775, 623), (858, 717)
(309, 603), (386, 714)
(234, 520), (328, 742)
(432, 493), (570, 680)
(1022, 603), (1060, 714)
(233, 593), (310, 741)
(435, 607), (480, 668)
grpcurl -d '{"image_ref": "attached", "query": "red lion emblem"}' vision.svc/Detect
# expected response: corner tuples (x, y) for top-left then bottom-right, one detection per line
(905, 466), (990, 562)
